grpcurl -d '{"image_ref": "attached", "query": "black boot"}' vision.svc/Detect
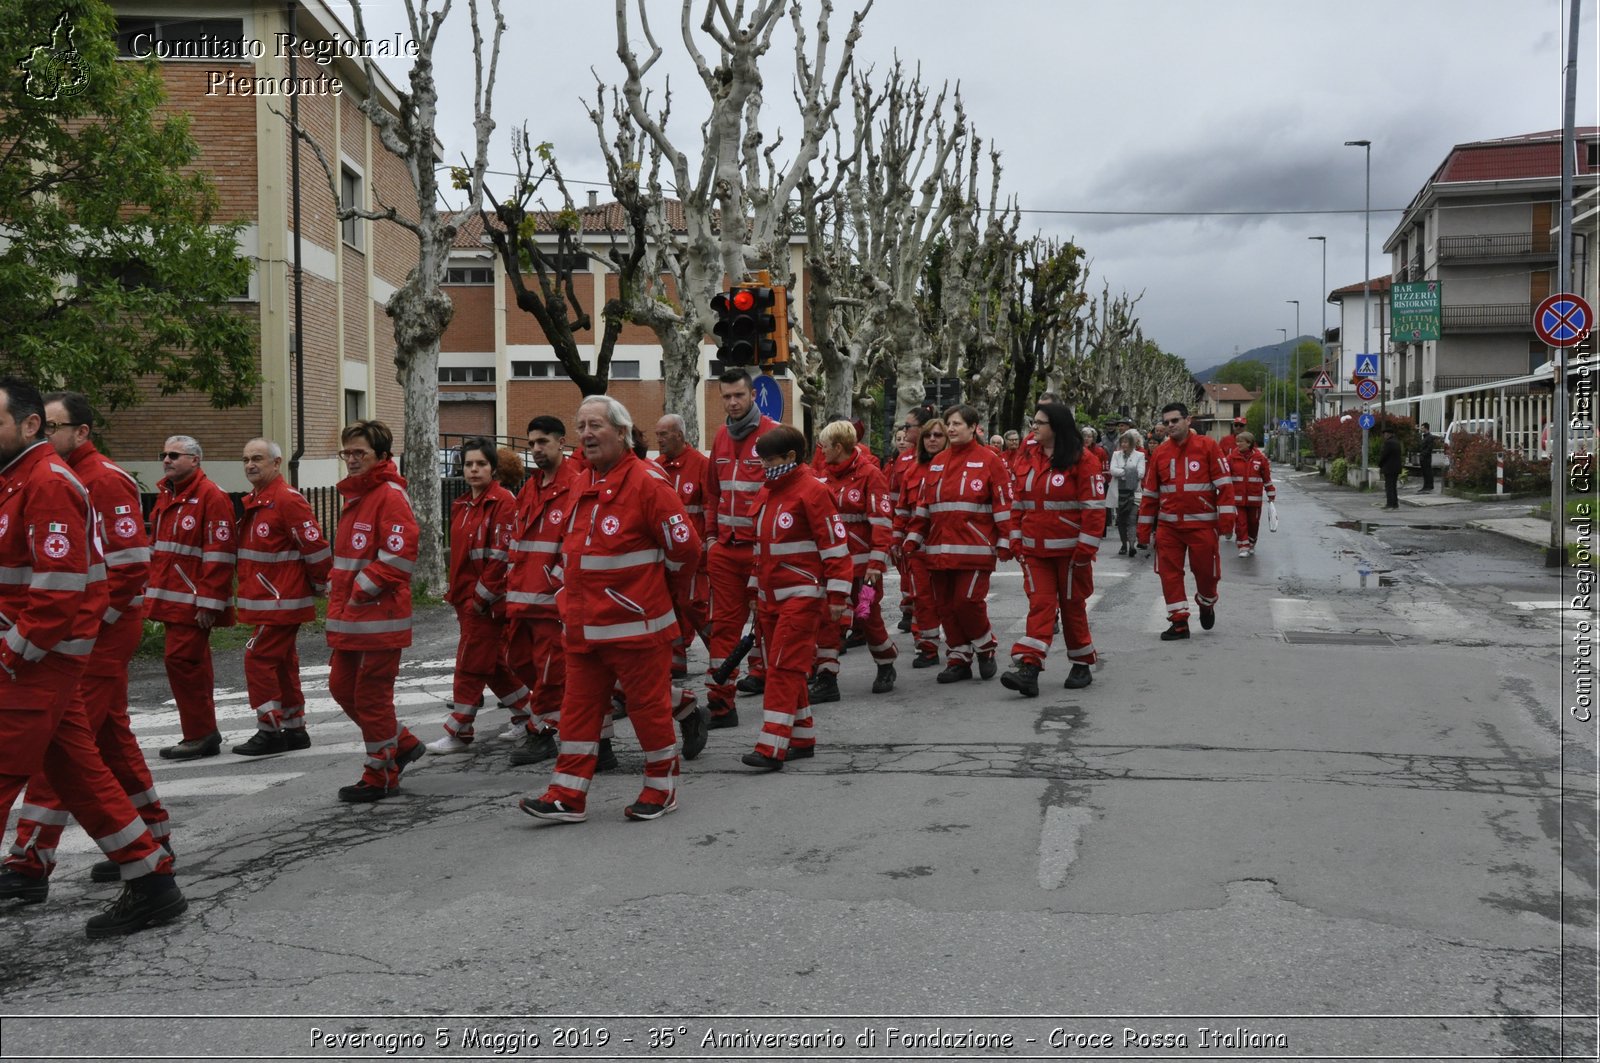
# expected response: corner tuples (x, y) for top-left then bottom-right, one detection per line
(594, 738), (619, 773)
(0, 869), (48, 904)
(871, 663), (897, 694)
(84, 873), (187, 938)
(935, 662), (973, 684)
(999, 661), (1041, 698)
(91, 839), (174, 884)
(977, 652), (998, 680)
(232, 729), (288, 757)
(1063, 663), (1093, 689)
(911, 648), (940, 669)
(808, 672), (841, 704)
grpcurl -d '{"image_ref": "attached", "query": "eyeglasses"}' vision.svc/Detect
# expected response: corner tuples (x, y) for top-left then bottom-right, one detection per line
(1030, 419), (1049, 427)
(43, 421), (81, 434)
(338, 449), (374, 460)
(1162, 417), (1184, 426)
(158, 451), (192, 461)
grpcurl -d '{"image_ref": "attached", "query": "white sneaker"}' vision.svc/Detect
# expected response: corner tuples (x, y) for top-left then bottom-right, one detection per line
(1238, 547), (1250, 557)
(491, 723), (525, 742)
(1245, 547), (1255, 557)
(426, 733), (472, 754)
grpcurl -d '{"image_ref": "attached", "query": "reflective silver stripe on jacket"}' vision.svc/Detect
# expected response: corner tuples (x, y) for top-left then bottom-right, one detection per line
(580, 609), (678, 641)
(238, 548), (301, 564)
(144, 586), (197, 605)
(0, 567), (31, 585)
(325, 616), (413, 635)
(201, 550), (236, 565)
(376, 551), (414, 572)
(154, 541), (203, 558)
(237, 596), (316, 611)
(506, 590), (558, 606)
(1021, 535), (1080, 549)
(103, 547), (151, 566)
(30, 571), (87, 592)
(826, 578), (853, 596)
(819, 544), (850, 561)
(769, 584), (823, 601)
(923, 544), (994, 556)
(927, 501), (988, 514)
(1158, 511), (1218, 522)
(332, 556), (364, 571)
(717, 480), (762, 493)
(578, 548), (664, 571)
(304, 546), (332, 563)
(3, 627), (93, 661)
(766, 541), (818, 556)
(511, 540), (560, 554)
(355, 571), (381, 598)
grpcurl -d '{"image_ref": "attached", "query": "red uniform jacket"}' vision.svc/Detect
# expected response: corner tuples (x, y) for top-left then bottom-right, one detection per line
(505, 459), (580, 620)
(65, 441), (149, 632)
(448, 482), (516, 615)
(146, 467), (236, 625)
(557, 451), (700, 650)
(904, 439), (1017, 571)
(1012, 444), (1107, 559)
(653, 446), (711, 538)
(1137, 432), (1237, 544)
(817, 450), (894, 577)
(1228, 447), (1276, 507)
(705, 415), (778, 544)
(325, 460), (417, 650)
(885, 448), (916, 513)
(748, 465), (854, 608)
(235, 474), (332, 625)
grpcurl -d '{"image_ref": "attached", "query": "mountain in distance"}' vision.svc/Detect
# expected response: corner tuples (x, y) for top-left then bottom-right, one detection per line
(1192, 336), (1318, 382)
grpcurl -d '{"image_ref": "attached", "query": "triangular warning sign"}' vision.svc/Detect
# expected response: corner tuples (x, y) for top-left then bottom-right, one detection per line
(1312, 371), (1334, 390)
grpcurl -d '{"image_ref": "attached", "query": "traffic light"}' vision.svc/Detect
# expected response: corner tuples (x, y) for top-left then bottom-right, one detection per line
(711, 284), (789, 365)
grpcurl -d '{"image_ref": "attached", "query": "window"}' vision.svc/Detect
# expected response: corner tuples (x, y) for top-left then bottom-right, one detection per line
(344, 389), (365, 425)
(1588, 142), (1599, 168)
(340, 168), (362, 250)
(437, 367), (496, 384)
(1231, 402), (1242, 418)
(511, 361), (581, 379)
(610, 361), (641, 380)
(116, 17), (247, 59)
(446, 266), (494, 285)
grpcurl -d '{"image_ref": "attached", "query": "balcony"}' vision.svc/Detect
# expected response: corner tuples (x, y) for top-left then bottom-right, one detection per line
(1436, 232), (1555, 263)
(1440, 303), (1535, 333)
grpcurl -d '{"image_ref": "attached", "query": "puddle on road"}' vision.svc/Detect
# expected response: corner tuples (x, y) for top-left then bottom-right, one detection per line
(1330, 521), (1463, 533)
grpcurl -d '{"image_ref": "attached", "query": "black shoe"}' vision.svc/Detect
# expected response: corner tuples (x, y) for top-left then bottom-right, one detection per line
(1199, 605), (1216, 631)
(508, 729), (558, 767)
(897, 614), (914, 633)
(337, 781), (392, 803)
(84, 874), (187, 938)
(843, 630), (868, 649)
(1064, 663), (1093, 689)
(872, 663), (897, 694)
(519, 796), (587, 823)
(92, 839), (173, 884)
(740, 751), (784, 772)
(911, 649), (940, 669)
(396, 740), (426, 772)
(231, 730), (287, 757)
(787, 745), (815, 760)
(0, 869), (48, 904)
(284, 730), (311, 751)
(1000, 662), (1041, 698)
(594, 738), (619, 773)
(159, 731), (222, 761)
(1160, 622), (1190, 641)
(706, 708), (740, 730)
(611, 693), (628, 720)
(680, 704), (711, 761)
(624, 795), (678, 821)
(809, 672), (840, 704)
(1117, 543), (1128, 556)
(736, 674), (766, 696)
(935, 662), (973, 684)
(977, 652), (997, 680)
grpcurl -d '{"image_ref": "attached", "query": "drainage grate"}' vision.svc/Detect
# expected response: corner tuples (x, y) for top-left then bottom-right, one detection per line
(1281, 630), (1398, 646)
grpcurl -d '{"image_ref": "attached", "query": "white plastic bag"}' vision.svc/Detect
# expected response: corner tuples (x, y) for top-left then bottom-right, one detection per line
(1267, 500), (1279, 532)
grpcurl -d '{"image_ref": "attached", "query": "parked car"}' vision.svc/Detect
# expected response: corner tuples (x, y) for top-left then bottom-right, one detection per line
(1437, 418), (1499, 471)
(1540, 421), (1596, 460)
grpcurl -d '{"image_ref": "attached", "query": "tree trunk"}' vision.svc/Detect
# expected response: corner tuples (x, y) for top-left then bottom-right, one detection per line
(390, 276), (453, 594)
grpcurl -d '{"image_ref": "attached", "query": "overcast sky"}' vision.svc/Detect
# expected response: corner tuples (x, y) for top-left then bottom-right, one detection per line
(334, 0), (1598, 370)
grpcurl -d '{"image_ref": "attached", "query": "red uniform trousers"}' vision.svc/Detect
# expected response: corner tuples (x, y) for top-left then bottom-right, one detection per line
(815, 577), (898, 676)
(1236, 506), (1263, 550)
(705, 541), (765, 710)
(443, 607), (530, 741)
(930, 568), (998, 665)
(328, 649), (421, 790)
(6, 621), (170, 879)
(754, 600), (820, 760)
(1154, 526), (1221, 623)
(896, 554), (913, 614)
(505, 616), (564, 736)
(0, 657), (172, 882)
(541, 642), (678, 813)
(905, 553), (941, 657)
(163, 622), (218, 740)
(243, 623), (306, 733)
(1013, 556), (1097, 670)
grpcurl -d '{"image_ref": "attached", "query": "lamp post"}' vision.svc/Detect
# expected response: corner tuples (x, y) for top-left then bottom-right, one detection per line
(1287, 299), (1300, 460)
(1346, 139), (1372, 490)
(1274, 327), (1287, 446)
(1309, 235), (1327, 427)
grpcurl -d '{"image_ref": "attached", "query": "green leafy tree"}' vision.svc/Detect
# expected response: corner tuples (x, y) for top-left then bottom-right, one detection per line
(0, 1), (255, 416)
(1213, 359), (1269, 392)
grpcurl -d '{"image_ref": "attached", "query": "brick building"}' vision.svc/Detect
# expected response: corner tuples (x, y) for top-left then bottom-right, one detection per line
(105, 1), (419, 490)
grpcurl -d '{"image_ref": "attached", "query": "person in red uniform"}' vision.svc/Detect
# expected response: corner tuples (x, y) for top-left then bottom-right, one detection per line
(147, 434), (236, 760)
(427, 438), (531, 753)
(0, 378), (185, 936)
(232, 437), (333, 756)
(894, 415), (948, 668)
(519, 396), (700, 823)
(504, 416), (577, 767)
(325, 421), (426, 802)
(1137, 402), (1236, 640)
(1227, 432), (1275, 558)
(810, 420), (897, 701)
(653, 412), (713, 754)
(1001, 402), (1106, 697)
(1219, 417), (1245, 461)
(740, 425), (853, 771)
(904, 404), (1016, 683)
(1, 390), (174, 900)
(702, 367), (778, 723)
(885, 405), (933, 633)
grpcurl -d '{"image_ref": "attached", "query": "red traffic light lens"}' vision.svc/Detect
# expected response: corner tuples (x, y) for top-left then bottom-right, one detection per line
(731, 289), (755, 312)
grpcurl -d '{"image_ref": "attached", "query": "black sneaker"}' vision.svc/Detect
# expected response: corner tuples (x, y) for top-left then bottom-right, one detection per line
(936, 662), (973, 684)
(706, 708), (740, 730)
(1160, 622), (1190, 641)
(231, 730), (288, 757)
(284, 730), (311, 751)
(508, 729), (558, 767)
(337, 781), (392, 803)
(159, 731), (222, 761)
(396, 741), (426, 772)
(871, 663), (897, 694)
(740, 751), (784, 772)
(680, 704), (711, 760)
(911, 649), (940, 669)
(594, 738), (619, 773)
(1199, 605), (1216, 631)
(787, 745), (815, 760)
(0, 869), (48, 904)
(1064, 663), (1094, 689)
(84, 874), (186, 939)
(91, 839), (173, 884)
(808, 672), (840, 704)
(736, 674), (766, 696)
(897, 614), (914, 633)
(624, 795), (678, 821)
(977, 652), (998, 680)
(1000, 662), (1041, 698)
(519, 796), (587, 822)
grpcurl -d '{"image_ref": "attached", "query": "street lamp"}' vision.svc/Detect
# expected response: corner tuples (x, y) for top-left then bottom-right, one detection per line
(1286, 299), (1300, 461)
(1309, 235), (1327, 426)
(1346, 139), (1372, 488)
(1274, 327), (1288, 441)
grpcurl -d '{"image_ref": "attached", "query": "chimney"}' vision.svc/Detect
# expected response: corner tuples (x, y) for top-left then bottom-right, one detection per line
(587, 190), (598, 209)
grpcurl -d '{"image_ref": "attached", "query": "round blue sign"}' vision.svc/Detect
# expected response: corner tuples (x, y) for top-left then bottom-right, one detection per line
(752, 374), (783, 421)
(1358, 413), (1376, 430)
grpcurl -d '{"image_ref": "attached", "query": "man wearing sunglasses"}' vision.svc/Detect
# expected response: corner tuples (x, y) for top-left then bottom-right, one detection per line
(147, 435), (236, 759)
(1136, 403), (1236, 640)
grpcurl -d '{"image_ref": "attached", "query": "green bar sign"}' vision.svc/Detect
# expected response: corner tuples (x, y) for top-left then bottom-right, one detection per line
(1391, 280), (1441, 341)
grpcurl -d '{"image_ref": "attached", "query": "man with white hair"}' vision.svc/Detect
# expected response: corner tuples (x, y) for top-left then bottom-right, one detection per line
(147, 434), (236, 760)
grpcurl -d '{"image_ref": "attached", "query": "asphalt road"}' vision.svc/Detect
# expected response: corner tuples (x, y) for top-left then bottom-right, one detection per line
(0, 472), (1593, 1062)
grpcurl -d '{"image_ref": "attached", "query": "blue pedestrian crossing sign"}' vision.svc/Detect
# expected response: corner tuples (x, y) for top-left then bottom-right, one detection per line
(1289, 413), (1300, 430)
(1358, 412), (1376, 430)
(1354, 354), (1379, 378)
(1279, 419), (1291, 431)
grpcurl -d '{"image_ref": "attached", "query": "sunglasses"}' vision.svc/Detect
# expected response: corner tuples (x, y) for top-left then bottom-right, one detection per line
(1162, 418), (1184, 426)
(159, 451), (191, 461)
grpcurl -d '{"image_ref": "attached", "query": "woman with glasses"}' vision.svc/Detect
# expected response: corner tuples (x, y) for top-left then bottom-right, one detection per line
(903, 405), (1016, 683)
(1001, 403), (1105, 697)
(893, 414), (946, 668)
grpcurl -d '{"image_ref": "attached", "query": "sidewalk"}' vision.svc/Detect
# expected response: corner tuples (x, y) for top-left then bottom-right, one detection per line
(1286, 468), (1571, 550)
(1465, 515), (1573, 548)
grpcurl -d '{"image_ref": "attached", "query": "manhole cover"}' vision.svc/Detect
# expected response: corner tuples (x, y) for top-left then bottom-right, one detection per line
(1281, 630), (1398, 646)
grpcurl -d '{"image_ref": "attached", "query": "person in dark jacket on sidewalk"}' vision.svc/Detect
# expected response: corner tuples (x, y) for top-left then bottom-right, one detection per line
(1417, 423), (1436, 492)
(1379, 426), (1403, 510)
